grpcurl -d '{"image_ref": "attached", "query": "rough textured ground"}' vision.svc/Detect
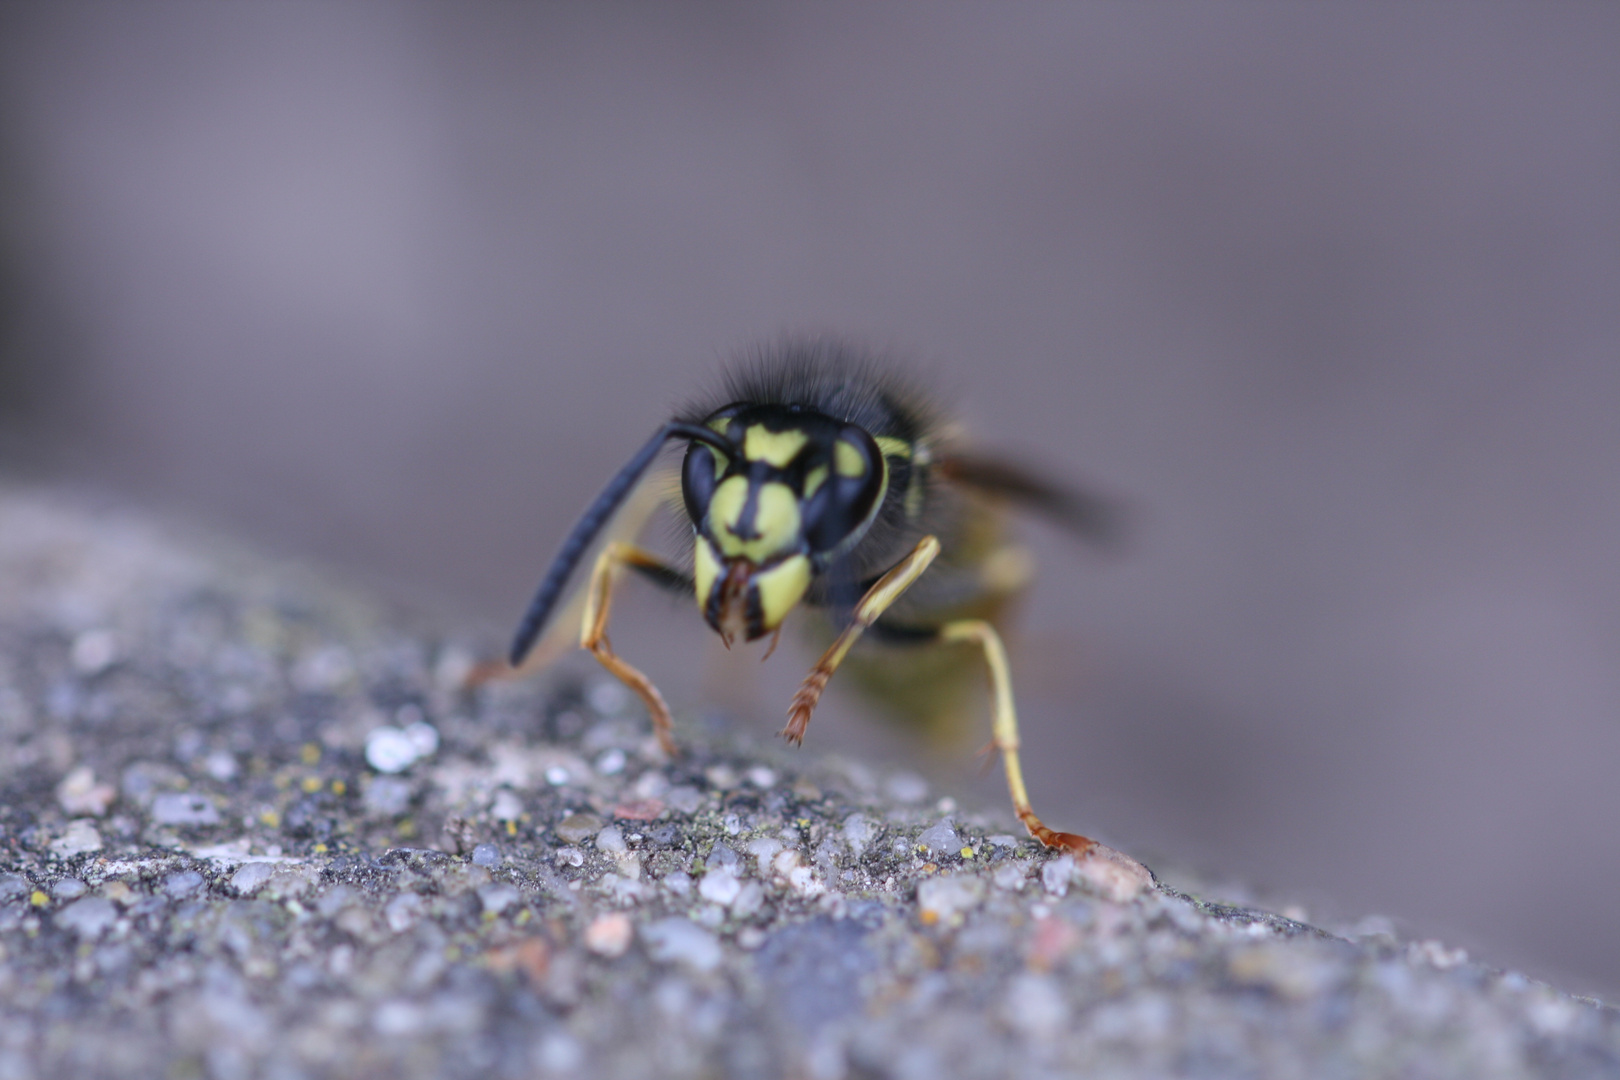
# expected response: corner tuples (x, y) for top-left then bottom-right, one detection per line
(0, 482), (1616, 1080)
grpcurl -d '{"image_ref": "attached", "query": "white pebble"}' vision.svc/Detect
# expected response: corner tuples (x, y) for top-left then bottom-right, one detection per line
(150, 792), (220, 826)
(364, 727), (419, 773)
(49, 819), (103, 858)
(70, 629), (118, 675)
(918, 873), (986, 922)
(642, 918), (723, 972)
(1002, 973), (1070, 1039)
(841, 814), (877, 858)
(1042, 855), (1076, 897)
(490, 789), (524, 822)
(56, 897), (118, 939)
(744, 837), (784, 876)
(745, 765), (777, 788)
(230, 862), (276, 896)
(478, 884), (521, 915)
(56, 766), (115, 817)
(204, 750), (239, 782)
(884, 771), (928, 804)
(917, 818), (961, 855)
(595, 748), (627, 776)
(402, 720), (439, 758)
(544, 765), (571, 786)
(698, 870), (742, 907)
(731, 881), (765, 918)
(594, 826), (627, 854)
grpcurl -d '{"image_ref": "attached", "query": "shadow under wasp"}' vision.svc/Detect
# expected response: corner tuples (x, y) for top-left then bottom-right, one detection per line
(500, 339), (1134, 858)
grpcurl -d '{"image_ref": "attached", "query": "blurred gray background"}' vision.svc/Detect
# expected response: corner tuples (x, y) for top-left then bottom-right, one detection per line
(2, 4), (1618, 993)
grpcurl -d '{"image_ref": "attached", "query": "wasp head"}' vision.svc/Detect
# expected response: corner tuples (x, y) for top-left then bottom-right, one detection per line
(681, 405), (889, 645)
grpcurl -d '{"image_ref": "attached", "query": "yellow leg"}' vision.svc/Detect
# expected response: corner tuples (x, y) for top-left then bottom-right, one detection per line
(466, 480), (670, 689)
(581, 541), (680, 756)
(783, 536), (942, 744)
(939, 619), (1097, 856)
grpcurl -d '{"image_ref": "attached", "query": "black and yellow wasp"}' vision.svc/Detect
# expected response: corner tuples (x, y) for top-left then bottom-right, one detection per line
(507, 340), (1122, 854)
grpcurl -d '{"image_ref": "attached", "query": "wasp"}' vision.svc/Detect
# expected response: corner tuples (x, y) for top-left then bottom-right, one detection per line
(507, 340), (1123, 855)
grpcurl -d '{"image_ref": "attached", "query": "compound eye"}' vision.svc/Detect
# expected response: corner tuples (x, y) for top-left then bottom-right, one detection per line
(804, 426), (885, 553)
(682, 441), (726, 525)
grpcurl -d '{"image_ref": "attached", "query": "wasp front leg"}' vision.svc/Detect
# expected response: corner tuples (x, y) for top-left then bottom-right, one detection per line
(581, 541), (691, 757)
(783, 535), (942, 744)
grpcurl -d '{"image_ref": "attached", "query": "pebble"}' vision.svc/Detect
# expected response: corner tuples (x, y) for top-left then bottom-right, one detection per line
(1041, 855), (1075, 897)
(56, 766), (116, 817)
(642, 918), (723, 973)
(150, 792), (220, 826)
(49, 820), (103, 857)
(744, 837), (784, 875)
(585, 912), (634, 957)
(364, 723), (438, 773)
(162, 871), (205, 898)
(706, 843), (741, 873)
(55, 897), (118, 939)
(230, 862), (276, 896)
(51, 878), (87, 899)
(595, 748), (627, 775)
(884, 772), (928, 804)
(1001, 972), (1070, 1039)
(842, 814), (877, 858)
(70, 629), (118, 675)
(471, 844), (501, 867)
(594, 826), (627, 854)
(698, 870), (742, 907)
(0, 875), (30, 900)
(363, 776), (414, 817)
(384, 893), (424, 933)
(917, 818), (961, 855)
(486, 790), (524, 822)
(918, 874), (986, 923)
(665, 785), (704, 814)
(992, 862), (1030, 891)
(478, 884), (521, 916)
(554, 813), (603, 844)
(203, 750), (239, 782)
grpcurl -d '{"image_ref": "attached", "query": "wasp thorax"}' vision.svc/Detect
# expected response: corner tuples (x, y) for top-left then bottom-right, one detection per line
(682, 405), (889, 643)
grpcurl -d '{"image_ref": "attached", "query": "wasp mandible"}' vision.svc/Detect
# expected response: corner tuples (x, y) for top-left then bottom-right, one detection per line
(507, 340), (1125, 855)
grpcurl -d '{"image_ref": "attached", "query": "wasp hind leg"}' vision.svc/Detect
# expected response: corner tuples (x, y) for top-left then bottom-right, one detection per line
(934, 619), (1098, 854)
(581, 541), (692, 757)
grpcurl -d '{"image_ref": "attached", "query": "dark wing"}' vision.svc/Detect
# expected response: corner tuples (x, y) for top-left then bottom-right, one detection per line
(936, 452), (1128, 551)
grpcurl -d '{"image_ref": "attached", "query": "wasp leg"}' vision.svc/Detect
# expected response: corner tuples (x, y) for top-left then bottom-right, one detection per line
(581, 541), (691, 757)
(467, 479), (674, 689)
(935, 619), (1097, 855)
(784, 535), (942, 744)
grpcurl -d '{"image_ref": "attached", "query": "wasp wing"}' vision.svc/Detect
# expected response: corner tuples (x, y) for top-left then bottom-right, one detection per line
(936, 452), (1128, 551)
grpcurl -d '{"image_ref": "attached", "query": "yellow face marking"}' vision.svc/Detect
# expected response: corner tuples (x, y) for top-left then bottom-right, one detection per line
(692, 538), (722, 613)
(743, 425), (808, 468)
(753, 554), (811, 629)
(834, 440), (866, 478)
(803, 464), (828, 499)
(874, 436), (913, 461)
(708, 478), (802, 562)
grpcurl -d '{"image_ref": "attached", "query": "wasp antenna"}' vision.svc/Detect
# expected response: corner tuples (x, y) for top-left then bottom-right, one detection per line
(509, 421), (728, 666)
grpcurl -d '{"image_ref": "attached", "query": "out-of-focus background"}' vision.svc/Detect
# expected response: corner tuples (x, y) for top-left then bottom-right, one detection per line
(2, 4), (1617, 992)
